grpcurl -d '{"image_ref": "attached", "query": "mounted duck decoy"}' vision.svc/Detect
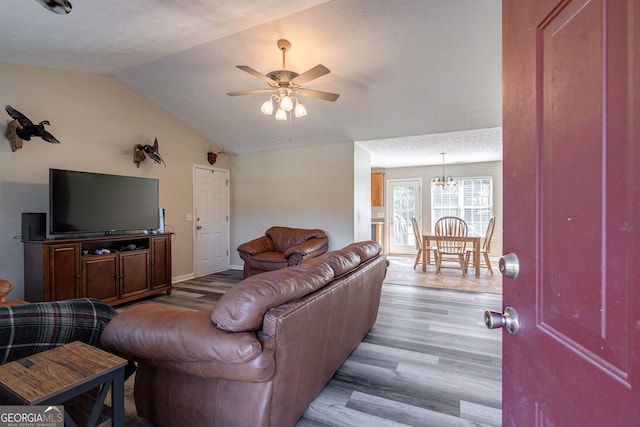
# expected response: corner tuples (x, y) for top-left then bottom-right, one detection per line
(134, 137), (166, 168)
(5, 105), (61, 145)
(35, 0), (72, 14)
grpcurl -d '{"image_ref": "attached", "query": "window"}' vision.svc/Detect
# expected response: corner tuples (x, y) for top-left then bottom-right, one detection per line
(431, 177), (493, 236)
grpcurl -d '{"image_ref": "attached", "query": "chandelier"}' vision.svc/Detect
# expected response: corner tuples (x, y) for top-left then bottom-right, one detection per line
(431, 152), (457, 188)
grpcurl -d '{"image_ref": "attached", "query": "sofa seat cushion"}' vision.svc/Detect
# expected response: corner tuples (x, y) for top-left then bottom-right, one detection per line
(211, 262), (334, 332)
(248, 251), (288, 271)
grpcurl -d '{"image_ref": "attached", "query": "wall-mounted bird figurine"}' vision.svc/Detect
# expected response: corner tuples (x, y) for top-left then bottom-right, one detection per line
(35, 0), (72, 14)
(134, 137), (166, 168)
(5, 105), (61, 151)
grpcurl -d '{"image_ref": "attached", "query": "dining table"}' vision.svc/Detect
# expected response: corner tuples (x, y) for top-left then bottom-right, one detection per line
(422, 234), (481, 277)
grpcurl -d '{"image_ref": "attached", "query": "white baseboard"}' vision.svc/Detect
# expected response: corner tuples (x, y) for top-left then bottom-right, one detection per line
(173, 266), (242, 284)
(172, 273), (195, 284)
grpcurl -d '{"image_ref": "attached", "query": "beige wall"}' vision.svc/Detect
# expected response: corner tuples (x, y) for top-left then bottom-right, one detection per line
(229, 141), (358, 268)
(372, 161), (503, 257)
(0, 62), (227, 299)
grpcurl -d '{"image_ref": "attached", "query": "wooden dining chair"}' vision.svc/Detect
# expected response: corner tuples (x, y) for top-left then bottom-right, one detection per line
(465, 217), (495, 274)
(434, 216), (468, 275)
(411, 216), (423, 269)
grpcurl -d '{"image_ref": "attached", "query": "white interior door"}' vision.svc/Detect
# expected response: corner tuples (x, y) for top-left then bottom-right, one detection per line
(386, 179), (421, 254)
(194, 166), (229, 276)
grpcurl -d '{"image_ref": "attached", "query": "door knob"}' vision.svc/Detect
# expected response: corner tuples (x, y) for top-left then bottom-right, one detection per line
(499, 253), (520, 278)
(484, 306), (520, 335)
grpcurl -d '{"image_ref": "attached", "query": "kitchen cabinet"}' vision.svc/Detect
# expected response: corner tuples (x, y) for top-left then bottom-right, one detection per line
(371, 172), (384, 206)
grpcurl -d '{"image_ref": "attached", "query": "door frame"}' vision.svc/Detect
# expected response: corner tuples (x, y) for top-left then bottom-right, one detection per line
(192, 164), (230, 276)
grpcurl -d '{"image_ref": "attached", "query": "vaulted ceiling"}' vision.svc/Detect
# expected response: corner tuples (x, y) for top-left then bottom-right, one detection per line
(1, 0), (502, 167)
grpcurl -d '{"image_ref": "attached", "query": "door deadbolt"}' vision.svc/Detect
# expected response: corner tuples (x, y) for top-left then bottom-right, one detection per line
(484, 306), (520, 335)
(499, 253), (520, 278)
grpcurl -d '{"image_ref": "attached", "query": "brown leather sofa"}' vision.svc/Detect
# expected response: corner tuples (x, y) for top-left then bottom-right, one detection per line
(237, 226), (329, 278)
(101, 241), (387, 427)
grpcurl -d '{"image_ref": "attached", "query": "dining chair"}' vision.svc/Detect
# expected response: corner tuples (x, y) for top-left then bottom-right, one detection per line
(411, 216), (423, 269)
(465, 217), (495, 274)
(434, 216), (468, 275)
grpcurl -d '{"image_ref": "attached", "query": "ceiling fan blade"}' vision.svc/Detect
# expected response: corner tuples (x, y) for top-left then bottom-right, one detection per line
(291, 64), (330, 85)
(227, 89), (274, 97)
(236, 65), (278, 86)
(297, 88), (340, 102)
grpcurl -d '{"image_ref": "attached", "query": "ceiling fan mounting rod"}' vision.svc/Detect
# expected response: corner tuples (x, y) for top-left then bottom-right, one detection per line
(277, 39), (291, 70)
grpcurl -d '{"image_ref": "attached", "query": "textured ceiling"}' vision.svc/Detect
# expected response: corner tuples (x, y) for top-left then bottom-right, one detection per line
(0, 0), (502, 168)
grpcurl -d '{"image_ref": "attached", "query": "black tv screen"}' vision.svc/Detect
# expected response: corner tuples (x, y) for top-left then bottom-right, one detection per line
(49, 169), (159, 235)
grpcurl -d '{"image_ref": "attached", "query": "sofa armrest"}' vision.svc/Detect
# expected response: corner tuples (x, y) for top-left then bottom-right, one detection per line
(237, 236), (275, 256)
(100, 304), (262, 364)
(284, 237), (329, 259)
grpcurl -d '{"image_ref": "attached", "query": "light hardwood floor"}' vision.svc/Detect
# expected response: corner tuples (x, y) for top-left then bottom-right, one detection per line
(120, 254), (503, 426)
(297, 255), (503, 426)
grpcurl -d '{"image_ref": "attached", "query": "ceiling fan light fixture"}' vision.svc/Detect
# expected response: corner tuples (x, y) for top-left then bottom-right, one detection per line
(275, 108), (287, 121)
(228, 39), (339, 122)
(280, 95), (293, 112)
(260, 98), (274, 115)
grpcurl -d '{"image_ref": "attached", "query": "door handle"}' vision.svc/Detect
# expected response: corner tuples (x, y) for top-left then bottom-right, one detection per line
(484, 306), (520, 335)
(499, 253), (520, 278)
(196, 226), (202, 230)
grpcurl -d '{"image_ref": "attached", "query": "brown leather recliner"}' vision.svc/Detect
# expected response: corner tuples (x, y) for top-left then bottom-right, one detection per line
(237, 226), (329, 278)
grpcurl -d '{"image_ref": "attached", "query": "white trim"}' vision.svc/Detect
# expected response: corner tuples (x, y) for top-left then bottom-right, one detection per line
(172, 272), (195, 284)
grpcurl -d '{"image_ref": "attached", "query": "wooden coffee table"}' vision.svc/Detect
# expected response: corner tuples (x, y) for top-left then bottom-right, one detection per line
(0, 341), (128, 427)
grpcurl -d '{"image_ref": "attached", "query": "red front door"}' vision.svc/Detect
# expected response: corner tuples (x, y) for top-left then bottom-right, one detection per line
(502, 0), (639, 425)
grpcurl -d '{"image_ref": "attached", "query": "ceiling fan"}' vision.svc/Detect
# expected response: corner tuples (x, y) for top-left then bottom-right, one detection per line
(227, 39), (339, 120)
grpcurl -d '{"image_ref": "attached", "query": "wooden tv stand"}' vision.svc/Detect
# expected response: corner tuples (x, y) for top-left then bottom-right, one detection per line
(23, 233), (172, 306)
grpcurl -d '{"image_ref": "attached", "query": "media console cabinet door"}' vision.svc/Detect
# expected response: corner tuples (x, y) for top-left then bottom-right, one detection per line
(49, 243), (81, 301)
(151, 235), (171, 289)
(82, 255), (119, 303)
(120, 250), (151, 298)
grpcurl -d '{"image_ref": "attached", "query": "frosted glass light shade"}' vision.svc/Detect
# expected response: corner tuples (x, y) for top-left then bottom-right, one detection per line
(294, 103), (307, 118)
(260, 99), (274, 115)
(275, 108), (287, 121)
(280, 95), (293, 112)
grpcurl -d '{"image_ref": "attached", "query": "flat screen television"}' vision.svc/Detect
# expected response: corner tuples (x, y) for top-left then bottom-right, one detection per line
(49, 168), (159, 235)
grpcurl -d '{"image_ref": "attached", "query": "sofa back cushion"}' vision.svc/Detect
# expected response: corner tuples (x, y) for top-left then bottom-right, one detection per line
(266, 226), (327, 253)
(301, 240), (380, 268)
(211, 262), (334, 332)
(343, 241), (381, 263)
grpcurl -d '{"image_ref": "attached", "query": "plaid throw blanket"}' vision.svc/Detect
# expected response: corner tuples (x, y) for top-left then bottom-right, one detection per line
(0, 298), (118, 365)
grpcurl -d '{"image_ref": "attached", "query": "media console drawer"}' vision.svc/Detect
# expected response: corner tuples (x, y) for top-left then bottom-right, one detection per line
(23, 233), (172, 306)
